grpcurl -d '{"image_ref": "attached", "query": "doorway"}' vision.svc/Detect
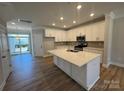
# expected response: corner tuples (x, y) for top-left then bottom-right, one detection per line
(8, 34), (31, 55)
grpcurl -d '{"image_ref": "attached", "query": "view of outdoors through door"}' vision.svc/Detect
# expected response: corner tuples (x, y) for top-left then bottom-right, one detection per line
(8, 34), (31, 55)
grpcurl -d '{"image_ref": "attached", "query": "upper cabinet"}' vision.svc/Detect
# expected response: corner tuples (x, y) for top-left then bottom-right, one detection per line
(67, 20), (105, 41)
(91, 21), (105, 41)
(45, 28), (67, 42)
(44, 20), (105, 42)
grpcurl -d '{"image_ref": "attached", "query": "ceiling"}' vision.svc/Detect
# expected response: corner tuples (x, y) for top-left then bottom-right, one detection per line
(1, 2), (124, 29)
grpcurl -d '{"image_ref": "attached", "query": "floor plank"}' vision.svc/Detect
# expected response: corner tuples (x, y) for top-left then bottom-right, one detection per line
(3, 54), (124, 91)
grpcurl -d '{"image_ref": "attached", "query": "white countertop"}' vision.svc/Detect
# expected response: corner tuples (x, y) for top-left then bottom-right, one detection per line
(49, 48), (101, 67)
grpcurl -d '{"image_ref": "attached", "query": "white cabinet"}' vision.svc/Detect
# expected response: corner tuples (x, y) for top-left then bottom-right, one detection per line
(67, 30), (76, 41)
(85, 25), (93, 41)
(91, 21), (105, 41)
(52, 54), (101, 90)
(71, 64), (86, 86)
(54, 57), (71, 76)
(67, 21), (105, 41)
(45, 28), (66, 42)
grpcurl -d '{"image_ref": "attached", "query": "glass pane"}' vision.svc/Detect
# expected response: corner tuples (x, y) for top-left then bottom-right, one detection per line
(8, 37), (20, 54)
(8, 34), (30, 55)
(20, 37), (30, 53)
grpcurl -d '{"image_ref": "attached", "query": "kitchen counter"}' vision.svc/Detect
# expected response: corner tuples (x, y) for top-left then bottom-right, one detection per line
(49, 48), (101, 67)
(49, 48), (101, 90)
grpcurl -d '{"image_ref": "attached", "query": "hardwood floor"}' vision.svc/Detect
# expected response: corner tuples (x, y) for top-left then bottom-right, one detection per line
(3, 54), (124, 91)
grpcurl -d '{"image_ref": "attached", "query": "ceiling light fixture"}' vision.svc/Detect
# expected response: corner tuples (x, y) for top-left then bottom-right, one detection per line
(90, 13), (95, 17)
(60, 17), (64, 20)
(77, 5), (82, 10)
(73, 21), (76, 24)
(64, 25), (66, 28)
(11, 22), (15, 25)
(52, 23), (55, 26)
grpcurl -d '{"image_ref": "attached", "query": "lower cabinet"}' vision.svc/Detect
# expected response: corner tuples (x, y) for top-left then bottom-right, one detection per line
(71, 64), (87, 86)
(53, 56), (58, 65)
(53, 55), (100, 90)
(54, 57), (71, 76)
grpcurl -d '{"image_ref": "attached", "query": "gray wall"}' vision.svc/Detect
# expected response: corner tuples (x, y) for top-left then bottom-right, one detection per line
(111, 17), (124, 65)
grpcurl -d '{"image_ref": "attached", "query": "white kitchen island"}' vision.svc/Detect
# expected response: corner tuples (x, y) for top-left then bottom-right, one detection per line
(49, 49), (101, 90)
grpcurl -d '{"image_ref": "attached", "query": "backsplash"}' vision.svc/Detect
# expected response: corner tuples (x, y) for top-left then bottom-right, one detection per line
(87, 41), (104, 48)
(55, 41), (104, 48)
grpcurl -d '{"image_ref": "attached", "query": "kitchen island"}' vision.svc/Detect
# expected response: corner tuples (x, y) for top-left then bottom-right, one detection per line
(49, 49), (101, 90)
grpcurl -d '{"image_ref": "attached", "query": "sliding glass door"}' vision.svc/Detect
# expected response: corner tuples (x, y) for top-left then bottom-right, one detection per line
(8, 34), (31, 55)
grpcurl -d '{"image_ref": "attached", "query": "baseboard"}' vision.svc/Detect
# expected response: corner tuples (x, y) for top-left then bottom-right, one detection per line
(43, 54), (52, 57)
(110, 61), (124, 68)
(102, 63), (110, 68)
(0, 80), (6, 91)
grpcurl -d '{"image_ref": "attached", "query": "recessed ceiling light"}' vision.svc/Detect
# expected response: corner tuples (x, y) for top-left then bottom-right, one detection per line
(11, 22), (15, 25)
(60, 17), (64, 20)
(52, 23), (55, 26)
(64, 25), (66, 28)
(77, 5), (82, 10)
(90, 13), (95, 17)
(73, 21), (76, 24)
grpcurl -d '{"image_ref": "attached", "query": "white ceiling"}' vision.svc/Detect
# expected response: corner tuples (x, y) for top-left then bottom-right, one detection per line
(1, 2), (124, 29)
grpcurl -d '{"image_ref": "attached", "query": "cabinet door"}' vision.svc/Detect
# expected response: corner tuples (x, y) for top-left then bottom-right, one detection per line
(61, 31), (66, 41)
(72, 30), (76, 41)
(91, 21), (105, 41)
(57, 58), (64, 70)
(85, 25), (93, 41)
(56, 57), (71, 76)
(71, 64), (86, 85)
(55, 31), (60, 42)
(92, 23), (99, 41)
(62, 60), (71, 76)
(45, 30), (49, 37)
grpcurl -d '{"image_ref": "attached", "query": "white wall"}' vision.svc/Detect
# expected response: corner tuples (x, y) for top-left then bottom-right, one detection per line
(111, 17), (124, 67)
(104, 11), (124, 68)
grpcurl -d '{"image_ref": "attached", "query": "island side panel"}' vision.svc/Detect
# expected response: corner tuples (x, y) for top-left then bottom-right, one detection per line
(71, 64), (87, 89)
(53, 56), (58, 65)
(53, 56), (72, 76)
(86, 56), (101, 90)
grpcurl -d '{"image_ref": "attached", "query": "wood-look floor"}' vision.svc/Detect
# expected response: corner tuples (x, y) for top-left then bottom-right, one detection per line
(3, 54), (124, 91)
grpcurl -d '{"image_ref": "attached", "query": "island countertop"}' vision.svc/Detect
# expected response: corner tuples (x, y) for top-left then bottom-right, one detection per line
(49, 49), (101, 67)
